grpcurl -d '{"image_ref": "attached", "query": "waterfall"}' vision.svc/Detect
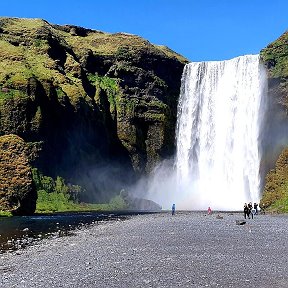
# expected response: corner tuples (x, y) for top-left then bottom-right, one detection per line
(176, 55), (267, 210)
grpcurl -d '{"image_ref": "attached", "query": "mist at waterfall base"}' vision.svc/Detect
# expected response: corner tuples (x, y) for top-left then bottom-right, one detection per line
(139, 55), (269, 211)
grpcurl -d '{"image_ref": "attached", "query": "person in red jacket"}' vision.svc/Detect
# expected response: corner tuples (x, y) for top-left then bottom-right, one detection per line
(207, 207), (212, 215)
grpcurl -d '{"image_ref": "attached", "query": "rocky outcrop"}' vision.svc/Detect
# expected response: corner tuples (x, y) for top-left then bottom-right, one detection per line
(260, 32), (288, 155)
(120, 189), (161, 211)
(0, 134), (36, 215)
(260, 31), (288, 209)
(0, 17), (187, 203)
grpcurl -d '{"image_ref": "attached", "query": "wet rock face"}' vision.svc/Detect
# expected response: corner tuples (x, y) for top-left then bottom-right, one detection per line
(0, 134), (37, 215)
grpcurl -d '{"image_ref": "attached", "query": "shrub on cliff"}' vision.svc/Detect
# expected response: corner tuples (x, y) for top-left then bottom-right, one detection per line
(261, 148), (288, 212)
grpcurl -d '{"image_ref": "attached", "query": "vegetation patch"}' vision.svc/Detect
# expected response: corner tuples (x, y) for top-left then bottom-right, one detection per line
(0, 210), (13, 217)
(88, 73), (121, 112)
(0, 87), (26, 101)
(33, 168), (128, 213)
(260, 32), (288, 78)
(261, 148), (288, 212)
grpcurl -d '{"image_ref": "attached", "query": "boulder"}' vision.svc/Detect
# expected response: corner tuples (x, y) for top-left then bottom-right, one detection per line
(120, 189), (161, 211)
(236, 220), (246, 225)
(0, 134), (37, 215)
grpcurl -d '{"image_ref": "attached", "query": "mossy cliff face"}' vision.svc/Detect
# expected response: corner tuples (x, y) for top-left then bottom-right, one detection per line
(260, 148), (288, 211)
(0, 17), (187, 204)
(261, 31), (288, 118)
(260, 31), (288, 209)
(0, 134), (36, 215)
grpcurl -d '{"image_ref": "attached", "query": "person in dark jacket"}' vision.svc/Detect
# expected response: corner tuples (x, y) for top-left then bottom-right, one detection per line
(253, 203), (258, 215)
(248, 202), (253, 219)
(244, 203), (249, 219)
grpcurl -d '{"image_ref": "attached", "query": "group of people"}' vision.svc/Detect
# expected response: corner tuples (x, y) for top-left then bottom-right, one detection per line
(244, 202), (258, 219)
(171, 202), (259, 218)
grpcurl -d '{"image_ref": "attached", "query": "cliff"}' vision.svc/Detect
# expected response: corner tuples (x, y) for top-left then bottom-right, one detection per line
(260, 30), (288, 210)
(0, 17), (187, 212)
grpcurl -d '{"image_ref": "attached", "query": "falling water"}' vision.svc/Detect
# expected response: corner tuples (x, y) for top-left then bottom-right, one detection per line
(175, 55), (267, 210)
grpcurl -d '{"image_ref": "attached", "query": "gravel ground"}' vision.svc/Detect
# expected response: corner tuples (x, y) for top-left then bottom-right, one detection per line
(1, 211), (288, 288)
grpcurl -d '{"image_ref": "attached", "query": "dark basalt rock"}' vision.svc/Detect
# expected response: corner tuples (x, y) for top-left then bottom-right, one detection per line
(120, 189), (161, 211)
(236, 220), (246, 225)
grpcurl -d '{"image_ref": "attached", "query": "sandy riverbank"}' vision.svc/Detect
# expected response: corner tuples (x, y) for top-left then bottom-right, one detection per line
(1, 211), (288, 287)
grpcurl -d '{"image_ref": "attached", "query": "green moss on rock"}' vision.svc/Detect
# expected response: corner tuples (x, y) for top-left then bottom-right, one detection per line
(0, 134), (36, 215)
(261, 32), (288, 78)
(260, 31), (288, 110)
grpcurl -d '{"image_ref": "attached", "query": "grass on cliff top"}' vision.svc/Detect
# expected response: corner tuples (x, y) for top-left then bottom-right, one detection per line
(0, 17), (47, 34)
(55, 22), (188, 63)
(0, 20), (87, 101)
(0, 17), (187, 62)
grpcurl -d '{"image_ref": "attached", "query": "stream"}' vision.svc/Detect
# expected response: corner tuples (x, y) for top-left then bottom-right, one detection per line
(0, 211), (150, 252)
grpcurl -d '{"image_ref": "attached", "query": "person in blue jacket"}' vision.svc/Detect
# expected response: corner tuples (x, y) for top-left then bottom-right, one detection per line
(172, 203), (176, 215)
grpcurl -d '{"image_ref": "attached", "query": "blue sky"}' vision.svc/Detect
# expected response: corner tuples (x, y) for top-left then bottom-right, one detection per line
(1, 0), (287, 61)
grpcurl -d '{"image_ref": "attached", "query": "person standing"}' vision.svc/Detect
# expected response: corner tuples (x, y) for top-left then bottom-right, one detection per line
(254, 203), (258, 215)
(248, 202), (253, 219)
(244, 203), (249, 219)
(172, 203), (176, 215)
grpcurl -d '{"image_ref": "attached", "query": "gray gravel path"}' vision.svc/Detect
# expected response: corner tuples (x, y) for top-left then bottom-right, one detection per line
(1, 212), (288, 288)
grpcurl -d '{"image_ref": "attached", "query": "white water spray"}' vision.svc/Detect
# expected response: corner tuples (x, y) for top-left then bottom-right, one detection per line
(142, 54), (267, 211)
(175, 55), (267, 210)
